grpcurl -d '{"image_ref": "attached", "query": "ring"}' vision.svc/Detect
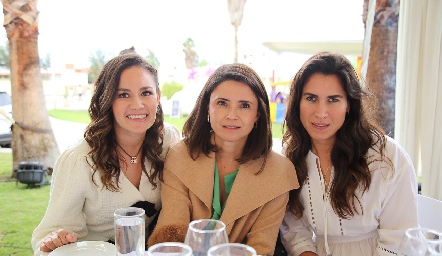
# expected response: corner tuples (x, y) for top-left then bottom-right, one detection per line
(57, 235), (67, 245)
(42, 241), (50, 249)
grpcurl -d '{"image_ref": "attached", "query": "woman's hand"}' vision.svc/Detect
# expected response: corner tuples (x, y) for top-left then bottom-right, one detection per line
(40, 229), (77, 252)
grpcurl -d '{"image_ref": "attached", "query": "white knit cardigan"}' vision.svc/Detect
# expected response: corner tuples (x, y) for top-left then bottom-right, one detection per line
(31, 123), (180, 256)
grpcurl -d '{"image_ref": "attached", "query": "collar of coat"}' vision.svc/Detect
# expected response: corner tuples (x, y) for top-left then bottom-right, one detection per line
(164, 140), (299, 226)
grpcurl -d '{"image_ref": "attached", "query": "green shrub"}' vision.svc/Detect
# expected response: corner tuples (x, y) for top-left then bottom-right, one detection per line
(161, 81), (184, 99)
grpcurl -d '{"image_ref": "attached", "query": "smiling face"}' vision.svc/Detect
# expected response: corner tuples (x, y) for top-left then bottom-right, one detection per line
(112, 66), (160, 138)
(208, 80), (259, 147)
(300, 73), (349, 148)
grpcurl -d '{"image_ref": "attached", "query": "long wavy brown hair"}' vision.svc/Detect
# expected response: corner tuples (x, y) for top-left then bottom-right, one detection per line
(283, 52), (387, 219)
(182, 63), (272, 173)
(84, 53), (164, 191)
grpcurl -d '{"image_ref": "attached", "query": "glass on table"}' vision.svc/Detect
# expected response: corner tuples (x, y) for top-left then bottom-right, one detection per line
(114, 207), (146, 256)
(207, 243), (257, 256)
(184, 219), (229, 256)
(399, 227), (442, 256)
(146, 242), (192, 256)
(427, 229), (442, 255)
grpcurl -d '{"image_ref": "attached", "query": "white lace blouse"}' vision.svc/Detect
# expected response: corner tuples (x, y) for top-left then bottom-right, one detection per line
(281, 136), (419, 256)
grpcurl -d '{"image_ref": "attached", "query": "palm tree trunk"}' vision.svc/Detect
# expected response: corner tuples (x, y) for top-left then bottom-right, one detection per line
(363, 0), (399, 137)
(234, 26), (238, 63)
(2, 0), (60, 176)
(227, 0), (247, 64)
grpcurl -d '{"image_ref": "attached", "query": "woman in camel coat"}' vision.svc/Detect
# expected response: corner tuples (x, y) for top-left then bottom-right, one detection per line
(148, 63), (299, 255)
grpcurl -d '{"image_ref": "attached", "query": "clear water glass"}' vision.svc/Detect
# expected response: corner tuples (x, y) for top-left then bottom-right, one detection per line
(207, 243), (257, 256)
(184, 219), (229, 256)
(146, 242), (193, 256)
(114, 207), (146, 256)
(399, 227), (442, 256)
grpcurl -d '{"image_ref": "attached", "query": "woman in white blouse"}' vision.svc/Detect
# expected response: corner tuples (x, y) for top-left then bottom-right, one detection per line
(31, 51), (180, 255)
(280, 52), (418, 256)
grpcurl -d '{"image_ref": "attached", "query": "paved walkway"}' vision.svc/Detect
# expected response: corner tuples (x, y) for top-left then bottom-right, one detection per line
(0, 117), (87, 154)
(50, 117), (87, 153)
(0, 147), (10, 153)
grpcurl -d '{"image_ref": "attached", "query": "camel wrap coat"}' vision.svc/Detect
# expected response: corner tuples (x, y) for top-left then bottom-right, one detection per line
(148, 140), (299, 255)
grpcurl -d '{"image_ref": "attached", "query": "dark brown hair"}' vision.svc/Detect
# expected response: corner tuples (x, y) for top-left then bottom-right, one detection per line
(84, 53), (164, 191)
(182, 63), (272, 172)
(283, 52), (386, 218)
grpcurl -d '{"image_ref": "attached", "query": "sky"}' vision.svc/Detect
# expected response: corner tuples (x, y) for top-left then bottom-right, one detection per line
(0, 0), (365, 70)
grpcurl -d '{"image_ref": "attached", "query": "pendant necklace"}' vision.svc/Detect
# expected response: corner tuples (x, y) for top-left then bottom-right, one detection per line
(117, 143), (142, 164)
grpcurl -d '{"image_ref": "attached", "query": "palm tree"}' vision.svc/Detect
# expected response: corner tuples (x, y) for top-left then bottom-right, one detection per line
(363, 0), (399, 137)
(88, 49), (107, 83)
(183, 38), (198, 69)
(227, 0), (247, 63)
(0, 40), (10, 68)
(2, 0), (59, 176)
(145, 49), (160, 69)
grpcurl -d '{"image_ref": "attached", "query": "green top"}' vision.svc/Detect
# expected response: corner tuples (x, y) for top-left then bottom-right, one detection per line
(211, 161), (239, 220)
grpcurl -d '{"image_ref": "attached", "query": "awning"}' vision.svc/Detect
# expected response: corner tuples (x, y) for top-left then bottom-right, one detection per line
(263, 40), (363, 56)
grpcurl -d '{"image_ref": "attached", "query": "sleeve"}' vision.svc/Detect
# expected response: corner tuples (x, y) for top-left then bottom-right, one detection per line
(280, 209), (317, 256)
(147, 160), (191, 246)
(375, 142), (419, 256)
(31, 147), (91, 256)
(246, 192), (291, 256)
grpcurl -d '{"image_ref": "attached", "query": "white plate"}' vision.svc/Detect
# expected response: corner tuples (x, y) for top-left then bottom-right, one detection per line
(48, 241), (116, 256)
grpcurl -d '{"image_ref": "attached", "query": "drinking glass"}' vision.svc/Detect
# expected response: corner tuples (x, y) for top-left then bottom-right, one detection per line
(207, 243), (257, 256)
(427, 229), (442, 255)
(114, 207), (146, 256)
(146, 242), (193, 256)
(184, 219), (229, 256)
(399, 227), (442, 256)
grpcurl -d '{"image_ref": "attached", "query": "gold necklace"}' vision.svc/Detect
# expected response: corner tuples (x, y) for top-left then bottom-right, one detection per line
(117, 143), (142, 164)
(323, 164), (332, 187)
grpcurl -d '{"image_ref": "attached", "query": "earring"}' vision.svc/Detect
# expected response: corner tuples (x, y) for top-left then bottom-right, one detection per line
(254, 121), (258, 129)
(207, 114), (210, 123)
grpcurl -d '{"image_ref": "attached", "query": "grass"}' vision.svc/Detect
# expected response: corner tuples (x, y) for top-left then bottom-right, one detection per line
(0, 153), (50, 256)
(0, 153), (13, 180)
(0, 110), (284, 255)
(48, 109), (91, 124)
